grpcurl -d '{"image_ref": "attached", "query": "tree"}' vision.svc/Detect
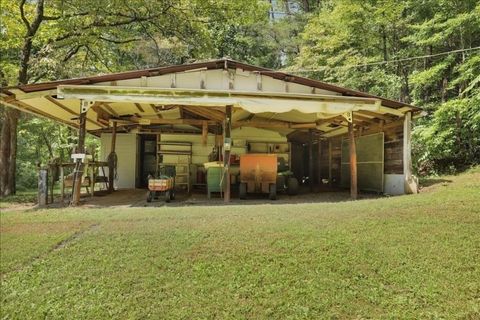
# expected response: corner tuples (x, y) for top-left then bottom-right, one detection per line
(294, 0), (480, 174)
(0, 0), (269, 195)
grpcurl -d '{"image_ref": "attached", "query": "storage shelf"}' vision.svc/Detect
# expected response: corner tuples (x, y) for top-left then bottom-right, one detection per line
(157, 151), (192, 155)
(157, 138), (192, 193)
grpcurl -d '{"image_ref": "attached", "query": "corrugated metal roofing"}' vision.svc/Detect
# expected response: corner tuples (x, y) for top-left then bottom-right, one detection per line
(1, 58), (419, 111)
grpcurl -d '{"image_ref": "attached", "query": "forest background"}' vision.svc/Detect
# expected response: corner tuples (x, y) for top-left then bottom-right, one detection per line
(1, 0), (479, 195)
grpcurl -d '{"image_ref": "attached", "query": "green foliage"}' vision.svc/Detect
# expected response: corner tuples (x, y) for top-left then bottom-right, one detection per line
(295, 0), (480, 174)
(413, 93), (480, 174)
(14, 114), (99, 191)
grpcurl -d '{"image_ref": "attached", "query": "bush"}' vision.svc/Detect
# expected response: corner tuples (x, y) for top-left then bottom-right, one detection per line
(413, 95), (480, 175)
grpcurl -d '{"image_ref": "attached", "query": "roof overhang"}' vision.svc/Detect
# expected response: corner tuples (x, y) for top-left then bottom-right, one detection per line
(57, 85), (396, 117)
(0, 59), (420, 140)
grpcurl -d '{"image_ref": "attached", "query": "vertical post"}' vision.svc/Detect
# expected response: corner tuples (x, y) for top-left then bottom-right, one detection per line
(49, 166), (54, 204)
(403, 111), (417, 193)
(224, 105), (232, 203)
(202, 120), (208, 146)
(60, 165), (65, 203)
(90, 163), (94, 198)
(71, 105), (87, 206)
(38, 167), (48, 207)
(403, 112), (412, 179)
(108, 121), (117, 193)
(348, 114), (358, 200)
(308, 129), (314, 192)
(317, 137), (322, 190)
(328, 139), (332, 188)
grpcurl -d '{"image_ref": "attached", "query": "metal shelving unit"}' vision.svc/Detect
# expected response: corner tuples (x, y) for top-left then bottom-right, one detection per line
(156, 137), (192, 193)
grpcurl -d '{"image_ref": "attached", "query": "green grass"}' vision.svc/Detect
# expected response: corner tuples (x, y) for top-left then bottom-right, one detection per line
(1, 170), (479, 319)
(0, 190), (37, 207)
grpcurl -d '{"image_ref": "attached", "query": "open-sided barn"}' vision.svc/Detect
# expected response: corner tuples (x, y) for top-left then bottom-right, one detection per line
(0, 59), (420, 205)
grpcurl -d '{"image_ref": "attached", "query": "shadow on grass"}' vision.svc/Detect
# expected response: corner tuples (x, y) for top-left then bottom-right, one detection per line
(419, 178), (453, 188)
(0, 192), (37, 205)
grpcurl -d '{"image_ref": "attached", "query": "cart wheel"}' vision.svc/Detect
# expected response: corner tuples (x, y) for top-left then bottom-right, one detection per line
(287, 177), (299, 195)
(146, 191), (153, 203)
(269, 183), (277, 200)
(165, 190), (171, 203)
(170, 189), (175, 200)
(239, 183), (247, 200)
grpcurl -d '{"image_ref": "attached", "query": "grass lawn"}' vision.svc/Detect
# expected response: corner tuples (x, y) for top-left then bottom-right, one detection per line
(1, 169), (479, 319)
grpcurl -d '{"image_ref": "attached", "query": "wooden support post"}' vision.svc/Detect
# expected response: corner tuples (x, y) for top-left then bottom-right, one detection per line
(308, 129), (314, 192)
(71, 106), (87, 206)
(60, 166), (65, 204)
(90, 163), (94, 198)
(224, 105), (232, 203)
(108, 122), (117, 193)
(348, 114), (358, 200)
(328, 139), (332, 188)
(403, 112), (412, 179)
(318, 138), (322, 190)
(379, 119), (385, 131)
(403, 111), (417, 194)
(202, 121), (208, 146)
(38, 167), (48, 207)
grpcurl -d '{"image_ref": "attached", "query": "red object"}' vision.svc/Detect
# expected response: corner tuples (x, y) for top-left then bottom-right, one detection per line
(219, 154), (236, 164)
(240, 154), (277, 193)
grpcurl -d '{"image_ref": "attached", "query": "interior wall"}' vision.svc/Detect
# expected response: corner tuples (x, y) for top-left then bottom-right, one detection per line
(100, 133), (137, 189)
(99, 128), (289, 187)
(383, 125), (404, 174)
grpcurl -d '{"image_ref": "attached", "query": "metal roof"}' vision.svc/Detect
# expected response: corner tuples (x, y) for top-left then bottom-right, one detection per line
(1, 58), (419, 111)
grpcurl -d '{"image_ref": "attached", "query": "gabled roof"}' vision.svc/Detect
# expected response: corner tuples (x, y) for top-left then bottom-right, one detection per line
(0, 58), (419, 139)
(2, 58), (418, 111)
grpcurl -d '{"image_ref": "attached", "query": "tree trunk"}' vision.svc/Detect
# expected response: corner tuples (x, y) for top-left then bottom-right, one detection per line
(0, 0), (46, 196)
(0, 108), (19, 196)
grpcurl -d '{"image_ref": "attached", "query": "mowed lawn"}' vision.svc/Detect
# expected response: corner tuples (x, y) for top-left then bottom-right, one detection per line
(1, 170), (479, 319)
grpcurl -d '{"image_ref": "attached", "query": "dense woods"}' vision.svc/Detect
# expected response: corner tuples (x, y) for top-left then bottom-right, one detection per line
(1, 0), (479, 195)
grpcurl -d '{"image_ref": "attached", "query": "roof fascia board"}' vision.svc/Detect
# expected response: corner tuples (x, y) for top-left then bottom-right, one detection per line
(57, 85), (382, 106)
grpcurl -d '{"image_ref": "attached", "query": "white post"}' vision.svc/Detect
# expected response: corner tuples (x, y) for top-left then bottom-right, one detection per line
(403, 112), (418, 193)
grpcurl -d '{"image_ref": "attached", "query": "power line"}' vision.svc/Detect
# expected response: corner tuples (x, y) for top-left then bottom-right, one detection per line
(281, 46), (480, 73)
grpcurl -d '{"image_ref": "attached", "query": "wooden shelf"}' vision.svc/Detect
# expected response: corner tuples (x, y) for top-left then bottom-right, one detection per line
(156, 138), (192, 193)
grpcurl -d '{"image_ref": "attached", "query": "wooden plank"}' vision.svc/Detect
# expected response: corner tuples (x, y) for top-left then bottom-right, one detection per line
(235, 119), (318, 129)
(126, 116), (217, 126)
(353, 114), (380, 124)
(46, 96), (104, 127)
(235, 119), (291, 129)
(134, 103), (145, 112)
(357, 110), (396, 121)
(348, 114), (358, 200)
(149, 104), (162, 118)
(45, 96), (76, 115)
(182, 106), (225, 122)
(101, 103), (119, 117)
(291, 123), (317, 129)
